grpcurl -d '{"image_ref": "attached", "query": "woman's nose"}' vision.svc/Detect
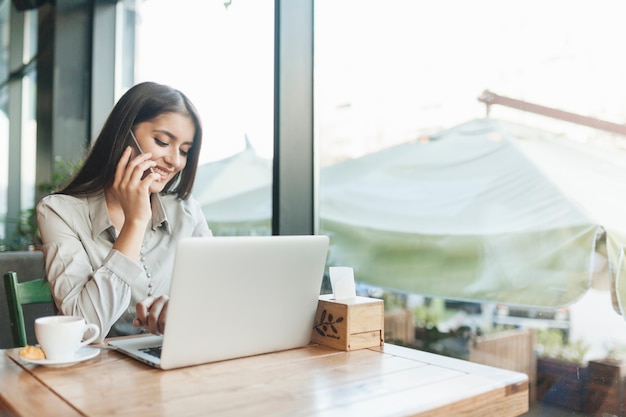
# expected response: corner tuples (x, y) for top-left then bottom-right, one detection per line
(164, 148), (182, 168)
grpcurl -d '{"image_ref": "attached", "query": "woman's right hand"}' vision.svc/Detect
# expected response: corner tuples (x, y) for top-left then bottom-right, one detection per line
(111, 146), (159, 225)
(107, 147), (160, 261)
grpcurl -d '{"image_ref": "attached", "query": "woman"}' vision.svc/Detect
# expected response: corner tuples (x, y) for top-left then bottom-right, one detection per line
(36, 82), (212, 341)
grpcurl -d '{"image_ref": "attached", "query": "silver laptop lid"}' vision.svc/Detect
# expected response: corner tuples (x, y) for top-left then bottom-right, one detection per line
(158, 235), (329, 369)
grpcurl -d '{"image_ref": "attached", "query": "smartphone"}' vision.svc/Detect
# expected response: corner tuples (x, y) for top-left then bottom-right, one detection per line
(129, 130), (155, 176)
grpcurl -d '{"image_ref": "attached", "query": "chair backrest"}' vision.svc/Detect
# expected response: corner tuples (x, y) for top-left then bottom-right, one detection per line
(3, 271), (54, 347)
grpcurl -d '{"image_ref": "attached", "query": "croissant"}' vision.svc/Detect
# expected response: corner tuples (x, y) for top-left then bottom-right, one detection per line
(19, 345), (46, 360)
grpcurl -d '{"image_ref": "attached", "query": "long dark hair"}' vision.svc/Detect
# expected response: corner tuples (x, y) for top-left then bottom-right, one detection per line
(59, 81), (203, 200)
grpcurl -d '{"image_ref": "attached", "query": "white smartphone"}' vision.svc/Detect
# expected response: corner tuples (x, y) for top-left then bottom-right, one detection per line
(129, 130), (155, 175)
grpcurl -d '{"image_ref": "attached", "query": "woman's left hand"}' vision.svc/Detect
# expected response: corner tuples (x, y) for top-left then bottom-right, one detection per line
(134, 295), (169, 335)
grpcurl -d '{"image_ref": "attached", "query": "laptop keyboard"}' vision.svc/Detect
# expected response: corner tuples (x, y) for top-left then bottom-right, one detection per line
(139, 345), (163, 359)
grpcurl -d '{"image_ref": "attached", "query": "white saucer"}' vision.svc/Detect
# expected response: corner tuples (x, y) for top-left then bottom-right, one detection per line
(19, 347), (100, 367)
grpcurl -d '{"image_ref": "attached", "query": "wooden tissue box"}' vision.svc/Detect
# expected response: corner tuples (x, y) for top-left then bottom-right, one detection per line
(311, 294), (384, 351)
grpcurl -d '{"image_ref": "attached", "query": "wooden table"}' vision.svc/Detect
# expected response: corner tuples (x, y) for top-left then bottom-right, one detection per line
(0, 342), (528, 417)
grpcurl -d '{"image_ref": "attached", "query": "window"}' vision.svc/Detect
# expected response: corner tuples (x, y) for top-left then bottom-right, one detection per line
(315, 0), (626, 303)
(0, 3), (37, 249)
(315, 1), (626, 413)
(134, 0), (274, 236)
(0, 0), (9, 241)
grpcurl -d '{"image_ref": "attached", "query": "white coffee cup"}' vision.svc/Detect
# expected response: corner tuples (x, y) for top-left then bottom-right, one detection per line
(34, 316), (100, 361)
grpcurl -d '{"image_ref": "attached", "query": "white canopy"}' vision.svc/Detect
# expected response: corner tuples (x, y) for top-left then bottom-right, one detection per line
(195, 143), (272, 235)
(195, 118), (617, 307)
(320, 118), (601, 307)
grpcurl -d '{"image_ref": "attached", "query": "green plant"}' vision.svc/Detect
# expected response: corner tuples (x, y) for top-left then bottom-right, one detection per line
(38, 156), (81, 195)
(1, 157), (81, 252)
(413, 298), (445, 328)
(536, 328), (591, 365)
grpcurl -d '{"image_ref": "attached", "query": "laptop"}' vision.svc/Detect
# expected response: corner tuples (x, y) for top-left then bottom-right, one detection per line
(108, 235), (329, 370)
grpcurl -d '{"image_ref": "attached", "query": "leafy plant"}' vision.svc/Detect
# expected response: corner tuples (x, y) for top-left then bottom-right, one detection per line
(536, 328), (590, 365)
(1, 157), (81, 252)
(413, 298), (446, 328)
(38, 156), (82, 195)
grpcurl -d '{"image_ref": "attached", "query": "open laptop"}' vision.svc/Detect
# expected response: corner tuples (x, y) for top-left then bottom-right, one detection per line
(108, 235), (329, 370)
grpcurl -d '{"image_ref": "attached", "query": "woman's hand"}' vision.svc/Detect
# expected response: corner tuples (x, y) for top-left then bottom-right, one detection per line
(134, 295), (169, 335)
(110, 146), (159, 226)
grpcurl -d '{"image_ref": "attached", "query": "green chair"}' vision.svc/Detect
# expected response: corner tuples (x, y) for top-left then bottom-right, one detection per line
(3, 271), (54, 347)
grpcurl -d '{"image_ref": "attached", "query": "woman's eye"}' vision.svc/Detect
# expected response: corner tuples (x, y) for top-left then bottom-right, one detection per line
(153, 136), (190, 156)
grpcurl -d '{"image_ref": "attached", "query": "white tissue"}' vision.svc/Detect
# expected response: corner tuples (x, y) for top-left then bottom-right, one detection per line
(329, 266), (357, 300)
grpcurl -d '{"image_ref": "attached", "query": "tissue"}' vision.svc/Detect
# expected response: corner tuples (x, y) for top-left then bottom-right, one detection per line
(329, 266), (356, 300)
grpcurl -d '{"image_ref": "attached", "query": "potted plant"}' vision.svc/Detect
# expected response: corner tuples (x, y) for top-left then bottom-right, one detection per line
(535, 328), (590, 412)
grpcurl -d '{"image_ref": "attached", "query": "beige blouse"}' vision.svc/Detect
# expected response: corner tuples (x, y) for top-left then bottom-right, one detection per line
(36, 191), (212, 341)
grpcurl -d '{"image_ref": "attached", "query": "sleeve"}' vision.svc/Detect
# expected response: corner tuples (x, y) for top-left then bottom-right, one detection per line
(188, 195), (213, 237)
(36, 196), (143, 341)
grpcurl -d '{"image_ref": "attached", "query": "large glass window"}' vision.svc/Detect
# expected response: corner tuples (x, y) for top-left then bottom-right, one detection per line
(0, 3), (37, 250)
(0, 0), (9, 242)
(134, 0), (274, 236)
(315, 0), (626, 414)
(20, 10), (37, 220)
